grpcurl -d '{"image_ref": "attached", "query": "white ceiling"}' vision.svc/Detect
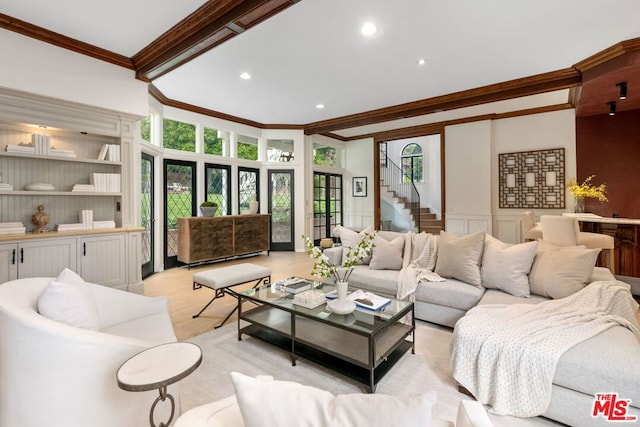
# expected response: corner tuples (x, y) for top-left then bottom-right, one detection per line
(2, 0), (640, 134)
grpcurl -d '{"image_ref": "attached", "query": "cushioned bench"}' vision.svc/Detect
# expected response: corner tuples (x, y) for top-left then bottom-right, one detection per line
(192, 263), (271, 328)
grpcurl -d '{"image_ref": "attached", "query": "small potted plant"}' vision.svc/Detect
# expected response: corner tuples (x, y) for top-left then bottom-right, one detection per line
(199, 201), (218, 217)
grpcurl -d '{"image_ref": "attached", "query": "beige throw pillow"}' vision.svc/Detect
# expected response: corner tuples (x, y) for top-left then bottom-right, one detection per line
(231, 372), (435, 427)
(369, 234), (404, 270)
(481, 234), (537, 297)
(435, 231), (485, 287)
(529, 240), (600, 299)
(337, 225), (373, 265)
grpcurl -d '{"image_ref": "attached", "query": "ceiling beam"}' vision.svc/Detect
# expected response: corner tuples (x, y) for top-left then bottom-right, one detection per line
(0, 13), (133, 69)
(303, 68), (581, 135)
(133, 0), (298, 81)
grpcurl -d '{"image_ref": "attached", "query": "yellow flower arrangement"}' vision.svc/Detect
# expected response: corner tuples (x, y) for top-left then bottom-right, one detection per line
(567, 175), (608, 202)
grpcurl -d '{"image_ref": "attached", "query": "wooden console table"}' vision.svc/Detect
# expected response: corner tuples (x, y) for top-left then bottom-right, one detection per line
(565, 214), (640, 277)
(177, 214), (270, 266)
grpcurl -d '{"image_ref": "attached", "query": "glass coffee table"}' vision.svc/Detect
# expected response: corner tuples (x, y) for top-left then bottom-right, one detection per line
(232, 280), (415, 393)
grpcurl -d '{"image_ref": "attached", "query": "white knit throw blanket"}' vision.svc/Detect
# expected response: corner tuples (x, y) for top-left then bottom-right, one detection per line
(451, 280), (640, 417)
(397, 233), (441, 301)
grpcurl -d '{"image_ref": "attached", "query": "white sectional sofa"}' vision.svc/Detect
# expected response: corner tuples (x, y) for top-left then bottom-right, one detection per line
(324, 228), (640, 427)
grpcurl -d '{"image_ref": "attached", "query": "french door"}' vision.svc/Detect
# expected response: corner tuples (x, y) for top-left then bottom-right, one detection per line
(268, 170), (294, 251)
(163, 159), (196, 269)
(313, 172), (343, 243)
(141, 153), (154, 278)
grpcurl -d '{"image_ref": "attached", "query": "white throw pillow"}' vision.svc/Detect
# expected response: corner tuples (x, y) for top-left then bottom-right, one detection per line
(435, 231), (485, 287)
(529, 240), (600, 299)
(337, 225), (373, 265)
(369, 234), (405, 270)
(37, 268), (100, 330)
(231, 372), (435, 427)
(481, 235), (537, 297)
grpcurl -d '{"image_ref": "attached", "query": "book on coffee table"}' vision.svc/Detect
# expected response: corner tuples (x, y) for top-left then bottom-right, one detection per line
(280, 277), (311, 294)
(326, 289), (391, 311)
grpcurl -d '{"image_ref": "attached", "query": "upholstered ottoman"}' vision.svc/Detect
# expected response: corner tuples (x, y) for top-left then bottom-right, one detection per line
(192, 263), (271, 327)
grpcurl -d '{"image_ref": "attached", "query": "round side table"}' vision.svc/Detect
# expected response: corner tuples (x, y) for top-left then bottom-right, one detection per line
(117, 342), (202, 427)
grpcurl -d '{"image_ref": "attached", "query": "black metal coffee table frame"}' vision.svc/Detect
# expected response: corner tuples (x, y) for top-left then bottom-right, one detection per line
(232, 282), (415, 393)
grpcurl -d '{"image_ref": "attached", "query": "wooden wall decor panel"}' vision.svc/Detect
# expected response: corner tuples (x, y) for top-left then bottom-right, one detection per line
(498, 148), (565, 209)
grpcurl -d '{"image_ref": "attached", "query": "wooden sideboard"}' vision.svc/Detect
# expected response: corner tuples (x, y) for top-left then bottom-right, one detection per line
(177, 214), (270, 265)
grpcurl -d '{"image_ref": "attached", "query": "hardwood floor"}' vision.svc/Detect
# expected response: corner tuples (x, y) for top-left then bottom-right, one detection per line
(143, 252), (314, 341)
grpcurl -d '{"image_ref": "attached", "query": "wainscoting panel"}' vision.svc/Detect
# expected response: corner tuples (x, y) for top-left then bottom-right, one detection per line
(445, 215), (492, 236)
(493, 216), (521, 243)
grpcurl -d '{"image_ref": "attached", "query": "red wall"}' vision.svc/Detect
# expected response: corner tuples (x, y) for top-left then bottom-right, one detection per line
(576, 109), (640, 218)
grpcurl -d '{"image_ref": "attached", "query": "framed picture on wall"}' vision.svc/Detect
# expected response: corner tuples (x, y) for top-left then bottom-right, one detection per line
(353, 177), (367, 197)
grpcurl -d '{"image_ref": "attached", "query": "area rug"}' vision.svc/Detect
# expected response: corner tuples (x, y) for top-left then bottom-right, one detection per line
(181, 321), (559, 426)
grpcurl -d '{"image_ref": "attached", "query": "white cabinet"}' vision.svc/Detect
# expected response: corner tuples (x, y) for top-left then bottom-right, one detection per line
(79, 234), (125, 287)
(0, 243), (18, 283)
(0, 238), (76, 281)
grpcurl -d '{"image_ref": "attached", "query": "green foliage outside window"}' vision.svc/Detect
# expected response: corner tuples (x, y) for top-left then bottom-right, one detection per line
(141, 116), (151, 142)
(313, 146), (337, 166)
(204, 127), (223, 155)
(163, 118), (195, 152)
(238, 142), (258, 160)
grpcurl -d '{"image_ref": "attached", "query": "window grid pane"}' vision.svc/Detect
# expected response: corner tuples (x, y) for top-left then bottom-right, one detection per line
(205, 165), (230, 215)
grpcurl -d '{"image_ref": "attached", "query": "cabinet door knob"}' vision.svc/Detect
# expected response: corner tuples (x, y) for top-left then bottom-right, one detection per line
(12, 248), (15, 265)
(20, 248), (23, 263)
(83, 242), (87, 256)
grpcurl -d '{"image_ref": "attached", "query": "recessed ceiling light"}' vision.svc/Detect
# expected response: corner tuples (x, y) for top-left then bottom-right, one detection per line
(417, 58), (426, 66)
(361, 22), (377, 37)
(315, 104), (324, 109)
(240, 72), (251, 80)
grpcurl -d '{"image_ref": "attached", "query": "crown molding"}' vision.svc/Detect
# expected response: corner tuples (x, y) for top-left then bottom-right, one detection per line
(0, 13), (133, 70)
(149, 84), (266, 129)
(347, 104), (573, 143)
(304, 68), (580, 135)
(573, 37), (640, 73)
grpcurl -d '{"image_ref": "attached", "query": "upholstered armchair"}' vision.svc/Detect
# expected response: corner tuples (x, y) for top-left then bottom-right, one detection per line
(521, 210), (542, 241)
(0, 277), (177, 427)
(540, 215), (615, 272)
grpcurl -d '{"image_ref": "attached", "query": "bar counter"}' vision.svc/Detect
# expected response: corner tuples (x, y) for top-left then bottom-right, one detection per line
(564, 213), (640, 277)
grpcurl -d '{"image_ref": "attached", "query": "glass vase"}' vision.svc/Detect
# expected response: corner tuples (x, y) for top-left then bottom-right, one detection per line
(574, 198), (585, 213)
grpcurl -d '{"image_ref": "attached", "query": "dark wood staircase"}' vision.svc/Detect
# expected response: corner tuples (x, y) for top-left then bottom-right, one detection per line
(383, 186), (442, 234)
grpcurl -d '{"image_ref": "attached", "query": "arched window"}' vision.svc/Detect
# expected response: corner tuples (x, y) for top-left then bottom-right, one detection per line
(401, 143), (423, 183)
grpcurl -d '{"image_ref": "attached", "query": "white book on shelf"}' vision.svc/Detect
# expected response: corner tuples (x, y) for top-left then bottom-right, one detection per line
(97, 144), (109, 160)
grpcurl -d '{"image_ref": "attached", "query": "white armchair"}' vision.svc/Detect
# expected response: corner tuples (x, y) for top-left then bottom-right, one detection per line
(541, 215), (615, 271)
(0, 277), (177, 427)
(521, 210), (542, 241)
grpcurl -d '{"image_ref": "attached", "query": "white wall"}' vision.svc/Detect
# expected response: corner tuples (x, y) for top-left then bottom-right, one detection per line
(491, 109), (576, 242)
(443, 109), (576, 242)
(444, 120), (493, 235)
(344, 138), (375, 228)
(0, 29), (148, 117)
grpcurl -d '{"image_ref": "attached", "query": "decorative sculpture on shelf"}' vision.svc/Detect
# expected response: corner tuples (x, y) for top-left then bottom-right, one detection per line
(32, 205), (50, 233)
